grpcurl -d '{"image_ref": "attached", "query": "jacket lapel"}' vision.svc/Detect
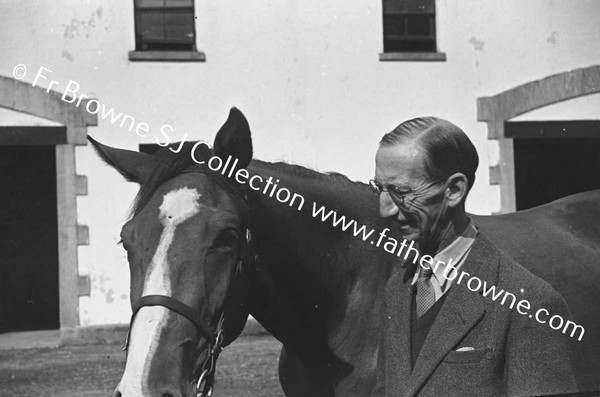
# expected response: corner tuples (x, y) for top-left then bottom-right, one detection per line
(404, 235), (500, 396)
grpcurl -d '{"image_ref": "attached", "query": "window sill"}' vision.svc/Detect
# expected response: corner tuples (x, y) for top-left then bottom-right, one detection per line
(379, 52), (447, 62)
(128, 50), (206, 62)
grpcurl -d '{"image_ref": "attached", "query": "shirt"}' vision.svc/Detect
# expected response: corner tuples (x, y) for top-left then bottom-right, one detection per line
(411, 221), (479, 301)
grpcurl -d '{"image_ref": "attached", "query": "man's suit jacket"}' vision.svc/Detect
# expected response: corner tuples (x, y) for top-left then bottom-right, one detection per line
(372, 234), (577, 397)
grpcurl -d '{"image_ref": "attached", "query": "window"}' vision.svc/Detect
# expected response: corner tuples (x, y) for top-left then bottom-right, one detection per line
(129, 0), (205, 62)
(380, 0), (445, 61)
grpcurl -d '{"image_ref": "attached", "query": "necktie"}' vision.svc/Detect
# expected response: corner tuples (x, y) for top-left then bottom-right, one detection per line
(416, 266), (436, 317)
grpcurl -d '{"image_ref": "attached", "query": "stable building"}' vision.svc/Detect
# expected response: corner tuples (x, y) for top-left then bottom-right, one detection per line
(0, 0), (599, 341)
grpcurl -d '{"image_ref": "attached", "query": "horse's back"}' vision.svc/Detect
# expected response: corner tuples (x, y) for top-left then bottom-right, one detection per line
(472, 190), (600, 391)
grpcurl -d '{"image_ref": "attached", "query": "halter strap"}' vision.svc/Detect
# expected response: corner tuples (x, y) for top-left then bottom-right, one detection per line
(132, 295), (217, 345)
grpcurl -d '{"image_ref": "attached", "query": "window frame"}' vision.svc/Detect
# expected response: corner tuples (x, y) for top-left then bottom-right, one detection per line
(379, 0), (446, 62)
(129, 0), (205, 62)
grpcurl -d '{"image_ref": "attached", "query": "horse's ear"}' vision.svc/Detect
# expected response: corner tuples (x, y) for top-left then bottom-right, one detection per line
(87, 136), (158, 184)
(213, 107), (253, 169)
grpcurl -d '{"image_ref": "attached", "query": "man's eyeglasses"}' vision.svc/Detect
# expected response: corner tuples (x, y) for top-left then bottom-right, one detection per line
(368, 178), (446, 207)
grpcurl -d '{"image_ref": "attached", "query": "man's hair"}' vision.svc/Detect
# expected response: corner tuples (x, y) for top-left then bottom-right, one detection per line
(380, 117), (479, 194)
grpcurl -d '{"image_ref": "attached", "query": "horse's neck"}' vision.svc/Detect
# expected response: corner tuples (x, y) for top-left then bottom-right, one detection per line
(247, 160), (375, 280)
(245, 161), (394, 357)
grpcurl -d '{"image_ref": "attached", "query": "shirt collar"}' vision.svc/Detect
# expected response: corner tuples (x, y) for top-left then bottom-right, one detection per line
(411, 220), (479, 286)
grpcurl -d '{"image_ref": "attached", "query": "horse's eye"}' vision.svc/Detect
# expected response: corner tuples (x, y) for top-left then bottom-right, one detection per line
(213, 229), (239, 249)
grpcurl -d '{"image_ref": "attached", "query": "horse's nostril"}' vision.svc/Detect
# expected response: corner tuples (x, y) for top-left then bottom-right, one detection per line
(113, 391), (122, 397)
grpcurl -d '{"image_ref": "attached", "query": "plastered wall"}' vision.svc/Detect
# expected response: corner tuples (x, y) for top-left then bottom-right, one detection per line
(1, 0), (599, 325)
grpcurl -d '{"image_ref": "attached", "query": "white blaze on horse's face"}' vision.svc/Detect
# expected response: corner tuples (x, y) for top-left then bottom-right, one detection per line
(118, 187), (201, 396)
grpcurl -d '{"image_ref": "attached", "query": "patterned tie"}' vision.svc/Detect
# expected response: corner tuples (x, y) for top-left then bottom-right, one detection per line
(416, 266), (436, 317)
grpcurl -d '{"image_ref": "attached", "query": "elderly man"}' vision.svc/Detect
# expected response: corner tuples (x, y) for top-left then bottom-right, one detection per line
(371, 117), (577, 396)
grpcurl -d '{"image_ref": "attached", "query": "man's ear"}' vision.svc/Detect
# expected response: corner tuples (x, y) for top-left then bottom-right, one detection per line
(445, 173), (469, 208)
(88, 136), (158, 184)
(213, 107), (253, 169)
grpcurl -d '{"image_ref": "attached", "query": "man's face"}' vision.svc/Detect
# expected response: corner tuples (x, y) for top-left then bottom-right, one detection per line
(374, 142), (449, 245)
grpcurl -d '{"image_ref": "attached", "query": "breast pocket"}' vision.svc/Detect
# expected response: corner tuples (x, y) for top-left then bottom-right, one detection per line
(443, 348), (492, 364)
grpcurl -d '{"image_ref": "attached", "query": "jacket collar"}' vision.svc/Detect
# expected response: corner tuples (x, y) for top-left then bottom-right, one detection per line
(410, 222), (479, 294)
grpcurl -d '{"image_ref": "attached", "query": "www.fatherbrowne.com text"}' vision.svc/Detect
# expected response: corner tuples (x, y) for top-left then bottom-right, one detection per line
(15, 62), (584, 342)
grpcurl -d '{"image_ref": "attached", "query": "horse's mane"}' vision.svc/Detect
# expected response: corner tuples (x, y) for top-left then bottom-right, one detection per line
(251, 160), (370, 190)
(131, 141), (372, 217)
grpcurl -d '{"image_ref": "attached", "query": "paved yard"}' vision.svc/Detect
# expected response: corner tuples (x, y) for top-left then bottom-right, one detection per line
(0, 334), (284, 397)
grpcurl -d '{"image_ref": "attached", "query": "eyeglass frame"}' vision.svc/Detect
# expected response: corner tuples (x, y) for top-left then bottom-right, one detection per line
(368, 177), (448, 208)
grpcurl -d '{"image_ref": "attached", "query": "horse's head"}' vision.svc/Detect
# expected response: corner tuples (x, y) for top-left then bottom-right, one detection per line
(90, 108), (254, 397)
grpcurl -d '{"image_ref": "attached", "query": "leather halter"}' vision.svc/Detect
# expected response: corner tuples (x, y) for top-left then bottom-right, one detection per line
(123, 163), (256, 397)
(131, 295), (218, 345)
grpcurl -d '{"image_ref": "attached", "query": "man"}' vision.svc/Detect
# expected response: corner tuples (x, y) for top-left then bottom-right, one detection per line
(371, 117), (577, 396)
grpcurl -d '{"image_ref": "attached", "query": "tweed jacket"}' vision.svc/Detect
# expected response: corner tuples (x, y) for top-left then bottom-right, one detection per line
(372, 234), (577, 397)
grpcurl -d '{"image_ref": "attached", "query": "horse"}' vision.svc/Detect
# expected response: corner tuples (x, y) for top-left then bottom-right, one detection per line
(89, 108), (600, 396)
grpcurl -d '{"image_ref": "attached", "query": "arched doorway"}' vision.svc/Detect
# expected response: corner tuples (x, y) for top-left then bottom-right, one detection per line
(0, 75), (96, 336)
(477, 65), (600, 213)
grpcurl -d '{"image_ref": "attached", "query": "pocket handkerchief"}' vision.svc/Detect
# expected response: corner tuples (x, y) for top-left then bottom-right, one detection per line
(454, 346), (475, 352)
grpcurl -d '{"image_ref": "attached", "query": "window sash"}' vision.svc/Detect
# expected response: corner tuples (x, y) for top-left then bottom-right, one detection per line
(383, 0), (434, 14)
(134, 0), (196, 50)
(135, 0), (193, 9)
(383, 0), (437, 53)
(383, 13), (435, 40)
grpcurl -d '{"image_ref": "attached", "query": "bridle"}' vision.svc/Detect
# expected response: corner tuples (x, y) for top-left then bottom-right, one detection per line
(123, 163), (258, 397)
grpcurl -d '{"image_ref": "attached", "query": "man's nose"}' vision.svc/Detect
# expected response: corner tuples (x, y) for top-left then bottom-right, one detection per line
(379, 192), (400, 218)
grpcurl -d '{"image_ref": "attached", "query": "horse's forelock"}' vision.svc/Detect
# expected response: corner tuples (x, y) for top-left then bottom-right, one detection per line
(130, 142), (212, 217)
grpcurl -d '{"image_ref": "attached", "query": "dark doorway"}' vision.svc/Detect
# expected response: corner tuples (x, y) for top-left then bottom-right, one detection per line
(0, 145), (59, 333)
(508, 121), (600, 211)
